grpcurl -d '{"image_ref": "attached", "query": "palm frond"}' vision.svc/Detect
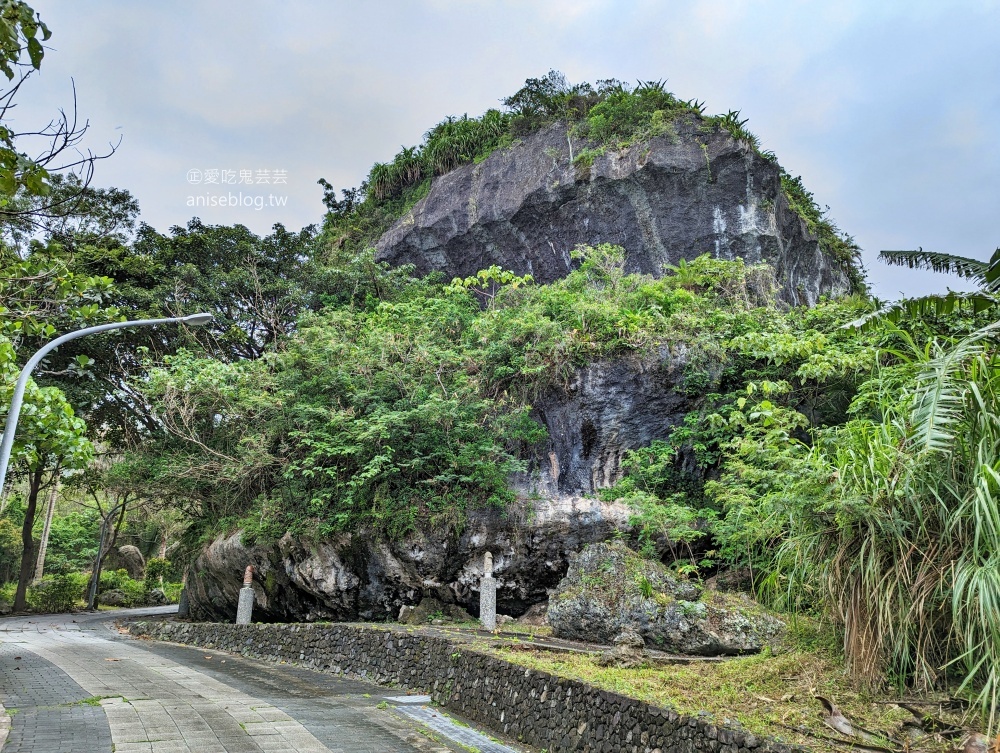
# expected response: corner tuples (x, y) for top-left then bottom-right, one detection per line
(843, 292), (1000, 332)
(910, 321), (1000, 455)
(879, 249), (990, 282)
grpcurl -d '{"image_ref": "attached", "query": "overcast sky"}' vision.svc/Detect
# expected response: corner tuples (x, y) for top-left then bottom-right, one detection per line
(17, 0), (1000, 300)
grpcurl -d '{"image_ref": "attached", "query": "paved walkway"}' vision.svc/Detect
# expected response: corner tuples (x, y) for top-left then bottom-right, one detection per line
(0, 607), (521, 753)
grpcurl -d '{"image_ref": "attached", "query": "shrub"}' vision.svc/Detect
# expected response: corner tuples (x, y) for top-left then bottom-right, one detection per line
(0, 518), (21, 583)
(99, 568), (132, 592)
(27, 573), (86, 613)
(144, 557), (171, 583)
(162, 582), (183, 603)
(0, 581), (15, 609)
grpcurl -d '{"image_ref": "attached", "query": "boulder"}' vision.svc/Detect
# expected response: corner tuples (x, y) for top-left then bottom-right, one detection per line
(98, 589), (127, 607)
(547, 542), (784, 655)
(597, 628), (648, 668)
(117, 545), (145, 580)
(398, 596), (472, 625)
(147, 587), (168, 606)
(376, 121), (854, 307)
(516, 602), (549, 626)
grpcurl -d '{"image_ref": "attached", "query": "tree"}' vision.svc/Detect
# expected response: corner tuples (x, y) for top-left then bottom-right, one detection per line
(0, 0), (51, 199)
(30, 465), (56, 581)
(0, 0), (118, 233)
(1, 173), (138, 254)
(0, 344), (91, 610)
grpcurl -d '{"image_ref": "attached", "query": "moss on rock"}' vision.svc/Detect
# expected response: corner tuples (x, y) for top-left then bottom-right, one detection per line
(548, 541), (784, 655)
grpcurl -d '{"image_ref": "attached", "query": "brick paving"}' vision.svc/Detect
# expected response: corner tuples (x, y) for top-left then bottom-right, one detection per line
(0, 641), (112, 752)
(0, 607), (520, 753)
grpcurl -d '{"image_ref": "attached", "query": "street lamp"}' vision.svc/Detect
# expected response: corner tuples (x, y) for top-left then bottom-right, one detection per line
(0, 313), (214, 494)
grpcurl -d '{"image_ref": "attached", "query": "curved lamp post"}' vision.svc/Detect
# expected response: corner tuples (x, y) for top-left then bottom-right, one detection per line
(0, 312), (214, 496)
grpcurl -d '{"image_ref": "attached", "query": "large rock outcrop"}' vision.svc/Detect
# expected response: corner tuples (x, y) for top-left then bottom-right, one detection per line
(376, 120), (852, 306)
(188, 352), (702, 623)
(189, 118), (855, 623)
(547, 542), (785, 655)
(187, 496), (634, 623)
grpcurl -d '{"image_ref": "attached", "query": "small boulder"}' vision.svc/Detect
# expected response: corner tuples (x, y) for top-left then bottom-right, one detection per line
(98, 589), (127, 607)
(548, 542), (784, 655)
(517, 602), (549, 626)
(398, 596), (471, 625)
(117, 545), (146, 580)
(399, 596), (443, 624)
(147, 588), (168, 606)
(597, 628), (648, 668)
(443, 603), (473, 622)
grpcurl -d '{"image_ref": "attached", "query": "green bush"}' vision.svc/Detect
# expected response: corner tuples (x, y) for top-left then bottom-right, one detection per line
(97, 568), (149, 607)
(0, 581), (15, 609)
(162, 582), (183, 603)
(118, 577), (146, 607)
(144, 557), (171, 582)
(99, 568), (132, 592)
(0, 517), (21, 583)
(27, 573), (86, 613)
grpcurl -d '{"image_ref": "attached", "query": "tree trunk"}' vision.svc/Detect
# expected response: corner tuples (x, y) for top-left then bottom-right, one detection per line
(88, 499), (128, 609)
(13, 469), (43, 612)
(32, 475), (60, 583)
(158, 531), (167, 584)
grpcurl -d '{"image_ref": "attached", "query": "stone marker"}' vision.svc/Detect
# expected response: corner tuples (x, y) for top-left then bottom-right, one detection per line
(480, 551), (496, 631)
(177, 587), (190, 618)
(236, 565), (255, 625)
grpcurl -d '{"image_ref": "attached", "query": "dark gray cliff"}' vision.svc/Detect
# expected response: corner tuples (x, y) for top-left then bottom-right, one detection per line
(376, 119), (852, 305)
(515, 348), (691, 499)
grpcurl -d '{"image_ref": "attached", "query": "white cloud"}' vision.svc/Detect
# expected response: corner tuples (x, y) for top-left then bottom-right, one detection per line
(16, 0), (1000, 298)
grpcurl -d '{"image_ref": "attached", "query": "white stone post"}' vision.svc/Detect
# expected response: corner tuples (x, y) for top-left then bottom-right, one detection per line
(236, 565), (255, 625)
(480, 551), (497, 631)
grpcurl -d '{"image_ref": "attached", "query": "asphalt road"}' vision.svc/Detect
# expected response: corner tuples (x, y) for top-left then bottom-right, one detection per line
(0, 606), (519, 753)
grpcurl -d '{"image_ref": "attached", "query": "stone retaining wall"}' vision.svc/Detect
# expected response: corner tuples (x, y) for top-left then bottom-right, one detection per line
(128, 620), (799, 753)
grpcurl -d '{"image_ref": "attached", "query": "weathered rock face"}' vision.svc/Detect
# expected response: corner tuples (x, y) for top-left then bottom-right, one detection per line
(514, 349), (691, 499)
(190, 349), (708, 623)
(547, 542), (785, 655)
(376, 120), (852, 306)
(187, 496), (634, 623)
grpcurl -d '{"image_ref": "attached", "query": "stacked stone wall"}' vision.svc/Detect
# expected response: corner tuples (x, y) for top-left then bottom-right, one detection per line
(128, 620), (800, 753)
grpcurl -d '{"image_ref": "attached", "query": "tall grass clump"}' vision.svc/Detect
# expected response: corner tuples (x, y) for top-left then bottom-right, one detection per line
(801, 327), (1000, 731)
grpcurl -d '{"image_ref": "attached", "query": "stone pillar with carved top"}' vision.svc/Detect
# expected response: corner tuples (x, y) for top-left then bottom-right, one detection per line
(479, 551), (497, 631)
(236, 565), (255, 625)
